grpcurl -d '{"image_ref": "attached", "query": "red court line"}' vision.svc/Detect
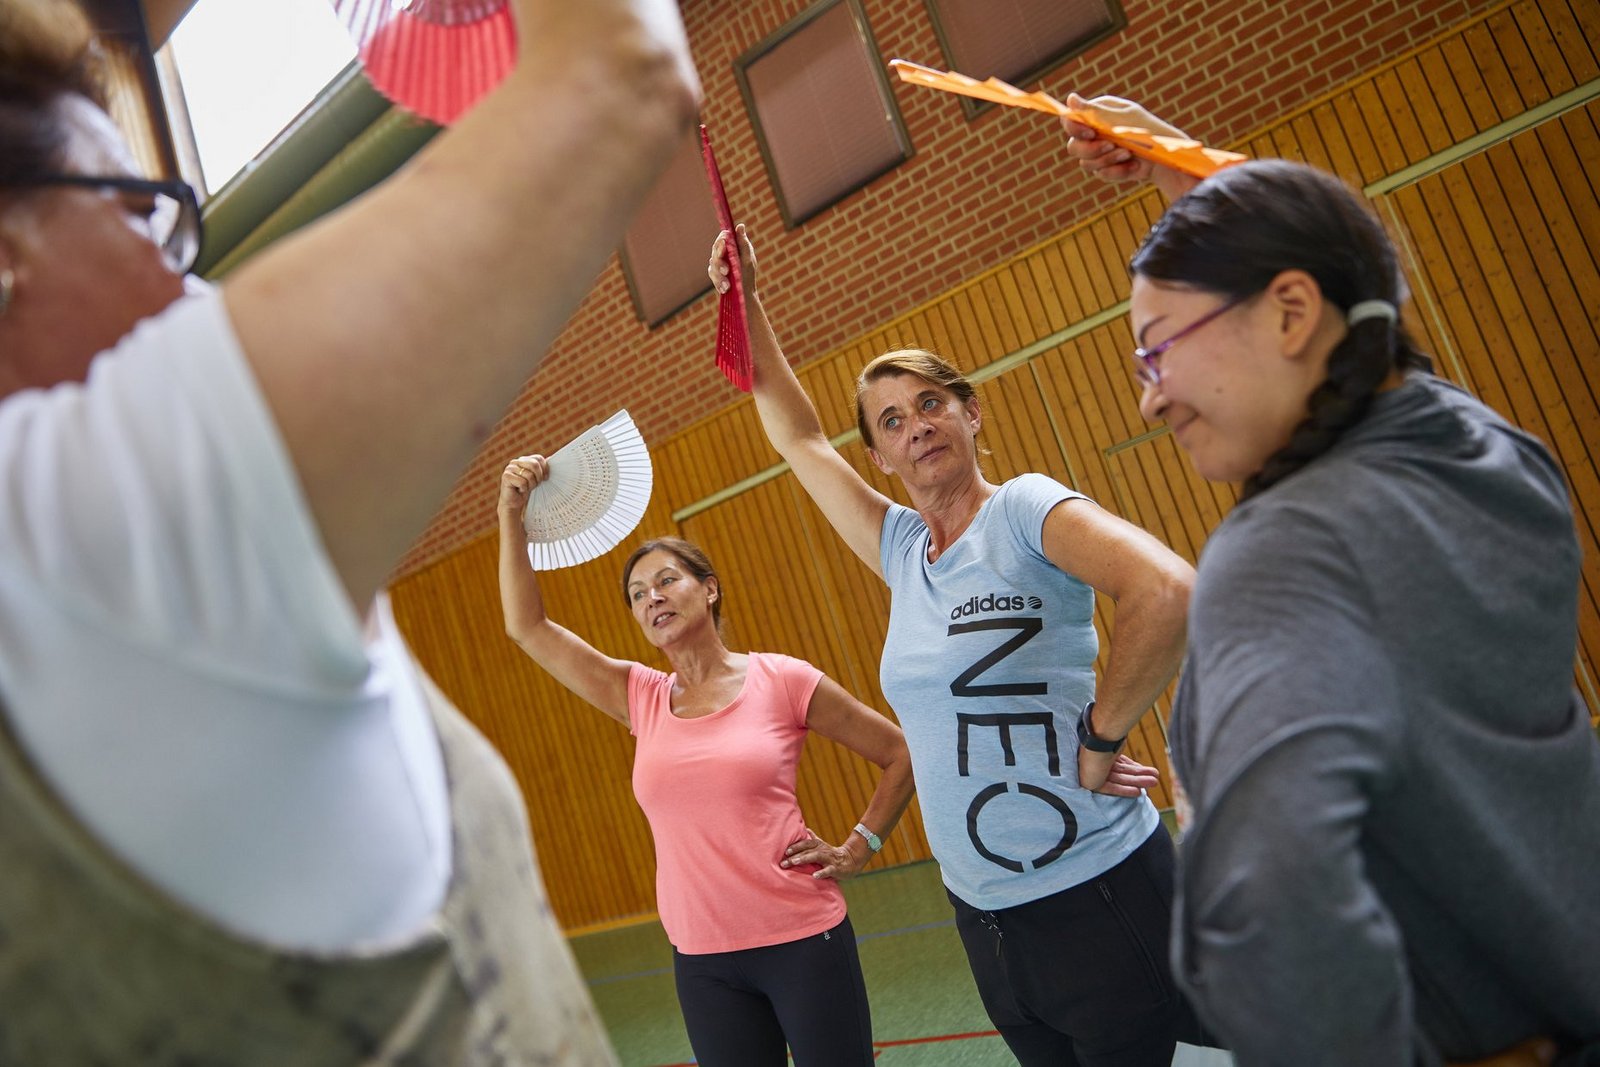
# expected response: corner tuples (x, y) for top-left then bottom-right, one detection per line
(649, 1028), (1004, 1065)
(872, 1028), (1002, 1048)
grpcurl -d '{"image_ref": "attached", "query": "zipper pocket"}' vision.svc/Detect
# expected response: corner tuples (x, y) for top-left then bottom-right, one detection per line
(1098, 881), (1169, 1002)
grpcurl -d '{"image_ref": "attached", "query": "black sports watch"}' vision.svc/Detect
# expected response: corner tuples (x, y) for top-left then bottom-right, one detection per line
(1076, 701), (1127, 754)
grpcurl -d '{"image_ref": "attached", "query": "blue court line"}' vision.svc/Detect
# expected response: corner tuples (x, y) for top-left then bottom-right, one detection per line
(584, 917), (957, 987)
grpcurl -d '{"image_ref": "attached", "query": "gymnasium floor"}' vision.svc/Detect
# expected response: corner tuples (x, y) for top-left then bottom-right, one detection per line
(572, 848), (1236, 1066)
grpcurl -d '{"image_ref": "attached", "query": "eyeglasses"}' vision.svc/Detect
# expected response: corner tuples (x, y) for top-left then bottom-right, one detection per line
(1131, 294), (1249, 387)
(0, 174), (202, 275)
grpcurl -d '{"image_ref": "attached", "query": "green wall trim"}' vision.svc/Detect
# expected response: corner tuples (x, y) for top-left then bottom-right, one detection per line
(204, 107), (440, 278)
(197, 63), (440, 278)
(1364, 77), (1600, 198)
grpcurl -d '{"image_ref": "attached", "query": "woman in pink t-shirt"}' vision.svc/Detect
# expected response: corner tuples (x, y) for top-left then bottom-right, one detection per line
(496, 455), (914, 1067)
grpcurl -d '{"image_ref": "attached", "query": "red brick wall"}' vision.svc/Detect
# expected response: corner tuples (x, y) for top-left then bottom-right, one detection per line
(394, 0), (1488, 577)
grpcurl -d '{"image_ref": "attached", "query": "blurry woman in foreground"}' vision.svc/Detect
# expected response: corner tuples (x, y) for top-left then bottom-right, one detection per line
(0, 0), (697, 1061)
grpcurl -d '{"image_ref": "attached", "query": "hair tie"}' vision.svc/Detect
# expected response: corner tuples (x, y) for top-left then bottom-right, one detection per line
(1346, 300), (1397, 327)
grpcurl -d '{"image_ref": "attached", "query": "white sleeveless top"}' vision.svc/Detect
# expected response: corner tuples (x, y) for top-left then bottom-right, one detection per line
(0, 285), (449, 949)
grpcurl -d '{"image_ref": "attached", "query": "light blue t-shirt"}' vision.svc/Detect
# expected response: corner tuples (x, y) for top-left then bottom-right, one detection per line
(879, 473), (1159, 910)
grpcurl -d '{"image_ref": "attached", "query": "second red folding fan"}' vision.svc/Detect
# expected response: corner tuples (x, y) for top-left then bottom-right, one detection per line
(701, 124), (753, 393)
(330, 0), (516, 126)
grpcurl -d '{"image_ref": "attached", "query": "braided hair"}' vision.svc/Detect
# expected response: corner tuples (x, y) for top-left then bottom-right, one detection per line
(1130, 160), (1431, 500)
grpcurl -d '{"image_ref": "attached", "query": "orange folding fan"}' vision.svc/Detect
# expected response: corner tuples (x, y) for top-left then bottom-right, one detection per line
(701, 124), (752, 393)
(888, 59), (1246, 180)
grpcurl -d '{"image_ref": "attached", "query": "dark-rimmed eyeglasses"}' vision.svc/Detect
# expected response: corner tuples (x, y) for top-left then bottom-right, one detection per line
(0, 175), (202, 275)
(1132, 294), (1250, 387)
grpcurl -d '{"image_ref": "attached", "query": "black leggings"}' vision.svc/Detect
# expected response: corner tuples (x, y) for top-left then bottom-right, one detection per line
(950, 827), (1215, 1067)
(672, 915), (873, 1067)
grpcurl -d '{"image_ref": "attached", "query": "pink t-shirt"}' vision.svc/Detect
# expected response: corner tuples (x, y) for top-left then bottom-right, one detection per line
(628, 652), (846, 954)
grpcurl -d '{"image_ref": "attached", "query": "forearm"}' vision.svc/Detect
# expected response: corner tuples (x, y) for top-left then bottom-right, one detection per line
(1182, 740), (1411, 1065)
(230, 17), (698, 609)
(1090, 570), (1189, 740)
(748, 293), (829, 457)
(497, 510), (548, 640)
(856, 752), (915, 847)
(1152, 168), (1201, 203)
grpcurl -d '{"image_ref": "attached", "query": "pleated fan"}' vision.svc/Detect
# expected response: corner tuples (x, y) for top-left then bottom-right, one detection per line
(330, 0), (516, 126)
(887, 60), (1247, 180)
(701, 124), (753, 392)
(522, 410), (653, 571)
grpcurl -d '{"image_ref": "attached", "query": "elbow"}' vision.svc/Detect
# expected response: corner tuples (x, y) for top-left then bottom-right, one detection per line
(1161, 562), (1193, 619)
(591, 19), (701, 142)
(885, 735), (914, 779)
(503, 616), (541, 651)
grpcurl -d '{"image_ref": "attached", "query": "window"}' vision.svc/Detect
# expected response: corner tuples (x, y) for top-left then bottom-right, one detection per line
(925, 0), (1126, 119)
(735, 0), (912, 228)
(163, 0), (355, 192)
(619, 129), (720, 327)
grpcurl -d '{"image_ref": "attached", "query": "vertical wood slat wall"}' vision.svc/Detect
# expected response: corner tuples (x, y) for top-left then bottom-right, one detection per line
(390, 0), (1600, 932)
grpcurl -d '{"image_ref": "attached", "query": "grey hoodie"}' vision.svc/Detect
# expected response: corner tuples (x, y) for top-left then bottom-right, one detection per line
(1169, 373), (1600, 1066)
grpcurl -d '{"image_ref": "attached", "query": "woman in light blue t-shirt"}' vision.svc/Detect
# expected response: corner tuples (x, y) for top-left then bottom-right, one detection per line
(710, 226), (1212, 1067)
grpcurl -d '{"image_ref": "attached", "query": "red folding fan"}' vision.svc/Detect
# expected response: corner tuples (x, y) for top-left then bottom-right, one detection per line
(331, 0), (516, 126)
(701, 124), (752, 393)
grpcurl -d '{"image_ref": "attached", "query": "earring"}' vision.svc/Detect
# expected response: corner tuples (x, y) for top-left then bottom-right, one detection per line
(0, 268), (14, 318)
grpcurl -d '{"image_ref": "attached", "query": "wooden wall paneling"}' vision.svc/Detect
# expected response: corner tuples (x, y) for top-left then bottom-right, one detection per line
(1464, 16), (1530, 119)
(783, 472), (932, 864)
(1023, 247), (1071, 338)
(945, 289), (993, 365)
(1099, 205), (1144, 298)
(1556, 0), (1600, 78)
(981, 372), (1058, 486)
(1078, 223), (1125, 310)
(1395, 59), (1455, 157)
(1374, 68), (1430, 167)
(1547, 108), (1600, 256)
(1490, 5), (1552, 101)
(1514, 0), (1578, 90)
(1416, 44), (1476, 146)
(1527, 112), (1600, 351)
(1415, 166), (1518, 405)
(1384, 123), (1600, 714)
(1266, 120), (1308, 165)
(1454, 152), (1568, 442)
(1386, 183), (1484, 389)
(799, 347), (857, 441)
(1008, 255), (1053, 344)
(978, 271), (1027, 354)
(1306, 99), (1366, 190)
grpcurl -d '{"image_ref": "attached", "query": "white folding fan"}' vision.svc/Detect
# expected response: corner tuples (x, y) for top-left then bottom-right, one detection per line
(523, 409), (653, 571)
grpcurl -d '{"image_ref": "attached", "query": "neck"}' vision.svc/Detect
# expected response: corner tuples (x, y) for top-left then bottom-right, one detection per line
(664, 630), (736, 686)
(910, 471), (996, 560)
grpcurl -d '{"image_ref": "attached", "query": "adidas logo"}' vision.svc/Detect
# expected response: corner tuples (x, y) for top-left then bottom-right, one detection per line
(949, 592), (1045, 619)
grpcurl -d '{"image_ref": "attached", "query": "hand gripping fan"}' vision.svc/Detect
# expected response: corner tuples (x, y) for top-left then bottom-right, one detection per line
(888, 60), (1247, 180)
(522, 410), (653, 571)
(330, 0), (516, 126)
(701, 124), (753, 392)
